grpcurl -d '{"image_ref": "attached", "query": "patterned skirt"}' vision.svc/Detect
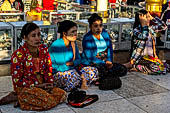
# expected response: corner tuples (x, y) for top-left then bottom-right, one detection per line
(135, 56), (167, 75)
(16, 87), (66, 111)
(53, 66), (98, 92)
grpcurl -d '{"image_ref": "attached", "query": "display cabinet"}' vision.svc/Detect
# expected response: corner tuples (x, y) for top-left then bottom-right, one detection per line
(8, 21), (57, 51)
(108, 3), (120, 18)
(23, 0), (31, 12)
(76, 19), (120, 50)
(33, 21), (57, 47)
(0, 22), (13, 61)
(76, 19), (89, 41)
(111, 18), (134, 50)
(164, 19), (170, 49)
(42, 10), (80, 22)
(70, 4), (91, 12)
(42, 10), (98, 22)
(112, 18), (135, 50)
(109, 4), (142, 18)
(57, 1), (79, 10)
(79, 12), (99, 20)
(76, 18), (134, 50)
(0, 12), (25, 22)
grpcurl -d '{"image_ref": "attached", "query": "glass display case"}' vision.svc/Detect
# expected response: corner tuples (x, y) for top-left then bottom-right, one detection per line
(119, 5), (133, 18)
(76, 19), (89, 41)
(42, 10), (80, 22)
(8, 21), (57, 51)
(79, 12), (99, 20)
(164, 19), (170, 49)
(111, 18), (134, 50)
(42, 10), (98, 22)
(0, 22), (13, 61)
(70, 4), (91, 12)
(108, 3), (120, 18)
(57, 1), (79, 10)
(109, 4), (142, 18)
(0, 11), (25, 22)
(76, 19), (120, 50)
(23, 0), (32, 12)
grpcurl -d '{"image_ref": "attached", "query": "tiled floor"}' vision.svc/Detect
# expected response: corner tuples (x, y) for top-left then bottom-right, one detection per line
(0, 72), (170, 113)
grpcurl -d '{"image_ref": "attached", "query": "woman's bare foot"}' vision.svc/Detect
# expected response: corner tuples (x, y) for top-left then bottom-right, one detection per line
(0, 91), (17, 105)
(81, 74), (88, 90)
(123, 62), (133, 69)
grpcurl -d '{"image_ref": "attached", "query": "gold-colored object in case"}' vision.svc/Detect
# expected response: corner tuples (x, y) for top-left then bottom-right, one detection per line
(146, 0), (167, 12)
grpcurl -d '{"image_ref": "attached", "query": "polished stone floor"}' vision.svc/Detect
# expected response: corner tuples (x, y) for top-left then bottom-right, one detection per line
(1, 71), (170, 113)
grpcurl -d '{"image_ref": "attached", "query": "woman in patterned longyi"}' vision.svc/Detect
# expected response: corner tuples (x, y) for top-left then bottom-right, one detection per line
(127, 9), (168, 75)
(49, 20), (98, 92)
(0, 23), (66, 111)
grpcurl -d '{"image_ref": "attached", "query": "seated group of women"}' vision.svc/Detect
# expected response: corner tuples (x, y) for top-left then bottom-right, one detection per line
(0, 10), (169, 111)
(0, 13), (120, 111)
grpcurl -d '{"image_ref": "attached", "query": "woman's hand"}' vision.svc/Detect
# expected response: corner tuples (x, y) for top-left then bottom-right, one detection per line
(147, 12), (154, 21)
(139, 14), (150, 27)
(106, 61), (113, 68)
(81, 74), (88, 90)
(66, 62), (74, 66)
(35, 83), (53, 89)
(130, 59), (134, 65)
(155, 57), (163, 65)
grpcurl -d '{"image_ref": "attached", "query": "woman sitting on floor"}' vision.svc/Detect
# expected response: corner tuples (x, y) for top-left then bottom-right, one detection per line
(0, 23), (66, 111)
(49, 20), (98, 92)
(125, 9), (169, 75)
(81, 13), (127, 78)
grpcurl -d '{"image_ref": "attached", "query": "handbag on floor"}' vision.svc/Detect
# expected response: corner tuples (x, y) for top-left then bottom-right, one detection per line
(67, 88), (99, 108)
(95, 63), (123, 90)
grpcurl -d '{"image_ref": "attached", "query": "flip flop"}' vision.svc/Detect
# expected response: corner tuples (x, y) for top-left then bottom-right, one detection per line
(68, 95), (99, 108)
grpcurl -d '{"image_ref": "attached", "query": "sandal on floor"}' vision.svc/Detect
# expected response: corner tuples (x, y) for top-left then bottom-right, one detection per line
(14, 101), (20, 108)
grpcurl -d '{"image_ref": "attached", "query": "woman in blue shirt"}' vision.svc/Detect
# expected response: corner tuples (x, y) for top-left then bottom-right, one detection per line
(81, 13), (113, 67)
(49, 20), (98, 92)
(81, 13), (127, 78)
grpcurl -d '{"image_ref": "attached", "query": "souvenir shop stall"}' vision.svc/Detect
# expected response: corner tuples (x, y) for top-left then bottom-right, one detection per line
(76, 17), (134, 50)
(8, 21), (57, 50)
(0, 0), (170, 62)
(0, 22), (13, 61)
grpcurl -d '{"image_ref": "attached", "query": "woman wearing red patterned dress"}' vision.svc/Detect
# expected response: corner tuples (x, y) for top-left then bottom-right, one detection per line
(0, 23), (66, 111)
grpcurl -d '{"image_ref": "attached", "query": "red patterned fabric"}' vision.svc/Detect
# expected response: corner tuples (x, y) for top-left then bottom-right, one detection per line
(11, 43), (53, 91)
(17, 87), (66, 111)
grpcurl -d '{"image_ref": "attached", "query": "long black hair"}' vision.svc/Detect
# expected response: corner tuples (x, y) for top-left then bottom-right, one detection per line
(57, 20), (77, 38)
(130, 9), (148, 59)
(133, 9), (148, 29)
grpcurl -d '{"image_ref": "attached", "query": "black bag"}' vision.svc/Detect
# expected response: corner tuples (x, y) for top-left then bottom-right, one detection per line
(67, 88), (99, 108)
(96, 63), (124, 90)
(99, 75), (122, 90)
(110, 63), (127, 77)
(93, 62), (127, 77)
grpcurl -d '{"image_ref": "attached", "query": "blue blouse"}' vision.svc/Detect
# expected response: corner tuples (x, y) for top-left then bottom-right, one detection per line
(81, 29), (113, 65)
(92, 34), (107, 53)
(49, 38), (81, 73)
